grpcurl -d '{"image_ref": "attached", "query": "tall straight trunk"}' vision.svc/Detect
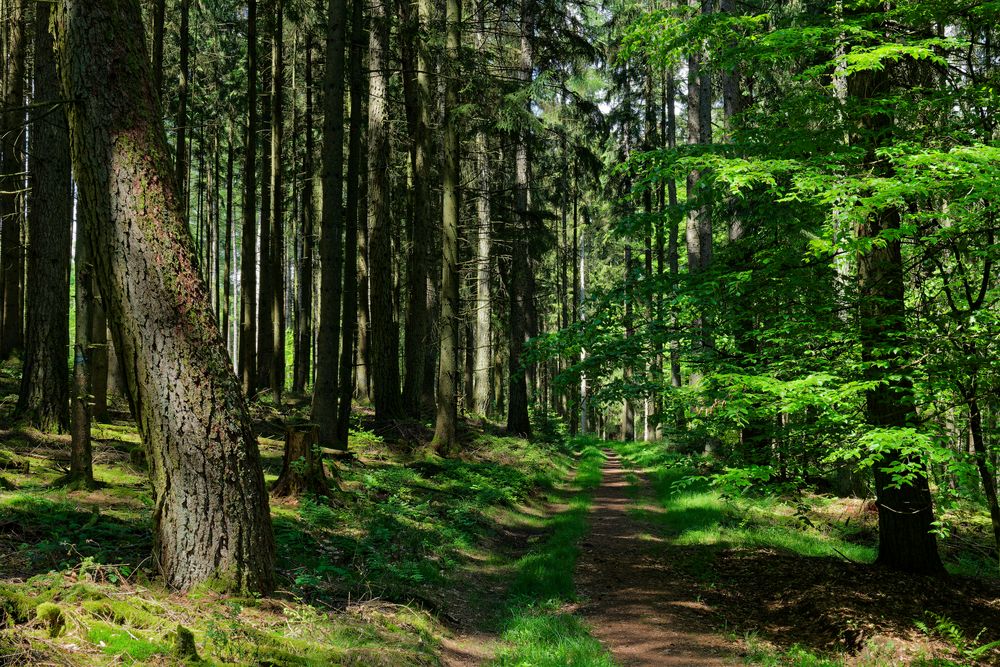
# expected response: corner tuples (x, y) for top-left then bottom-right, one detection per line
(294, 34), (315, 394)
(17, 3), (72, 432)
(56, 0), (276, 592)
(400, 0), (433, 418)
(337, 0), (365, 442)
(0, 0), (26, 359)
(175, 0), (190, 218)
(367, 0), (402, 422)
(622, 242), (634, 442)
(69, 208), (95, 488)
(850, 59), (941, 574)
(666, 70), (682, 418)
(239, 0), (259, 395)
(213, 133), (222, 318)
(152, 0), (165, 99)
(313, 0), (347, 442)
(472, 131), (492, 415)
(269, 1), (286, 401)
(643, 64), (656, 441)
(355, 153), (372, 402)
(432, 0), (461, 453)
(224, 135), (234, 351)
(257, 59), (274, 392)
(966, 388), (1000, 567)
(570, 160), (579, 434)
(578, 207), (588, 434)
(506, 3), (533, 438)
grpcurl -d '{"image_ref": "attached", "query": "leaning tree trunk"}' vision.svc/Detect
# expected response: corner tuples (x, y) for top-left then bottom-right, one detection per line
(55, 0), (275, 593)
(17, 3), (72, 433)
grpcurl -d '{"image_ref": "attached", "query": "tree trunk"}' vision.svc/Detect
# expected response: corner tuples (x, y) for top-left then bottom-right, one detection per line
(367, 0), (403, 423)
(473, 130), (492, 416)
(968, 390), (1000, 568)
(152, 0), (165, 99)
(271, 426), (328, 497)
(257, 58), (274, 393)
(174, 0), (190, 218)
(506, 3), (533, 438)
(223, 135), (234, 353)
(313, 0), (347, 442)
(239, 0), (259, 395)
(399, 0), (434, 419)
(269, 1), (286, 402)
(17, 3), (72, 433)
(0, 0), (27, 359)
(55, 0), (276, 593)
(337, 0), (366, 442)
(431, 0), (461, 454)
(294, 35), (315, 395)
(68, 206), (95, 488)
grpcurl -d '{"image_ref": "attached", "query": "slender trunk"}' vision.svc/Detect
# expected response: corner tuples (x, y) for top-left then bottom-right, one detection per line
(175, 0), (190, 218)
(294, 34), (315, 394)
(313, 0), (347, 442)
(400, 0), (433, 418)
(473, 131), (492, 415)
(337, 0), (365, 442)
(968, 390), (1000, 567)
(432, 0), (461, 453)
(224, 135), (234, 352)
(69, 206), (95, 488)
(90, 298), (109, 422)
(17, 3), (72, 432)
(257, 59), (274, 392)
(0, 0), (26, 359)
(239, 0), (259, 395)
(367, 0), (402, 422)
(506, 3), (533, 438)
(56, 0), (276, 592)
(269, 1), (286, 401)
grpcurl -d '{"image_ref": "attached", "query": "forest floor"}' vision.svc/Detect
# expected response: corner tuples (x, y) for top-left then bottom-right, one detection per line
(1, 377), (1000, 665)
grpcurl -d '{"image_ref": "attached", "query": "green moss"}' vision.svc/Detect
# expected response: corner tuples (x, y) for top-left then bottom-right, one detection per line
(81, 599), (162, 629)
(0, 584), (34, 624)
(87, 621), (169, 661)
(35, 602), (65, 637)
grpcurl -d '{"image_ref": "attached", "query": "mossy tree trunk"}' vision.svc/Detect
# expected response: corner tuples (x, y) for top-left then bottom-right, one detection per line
(55, 0), (275, 593)
(17, 3), (72, 433)
(271, 426), (328, 497)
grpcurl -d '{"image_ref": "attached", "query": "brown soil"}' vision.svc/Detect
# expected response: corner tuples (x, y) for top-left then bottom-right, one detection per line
(574, 451), (740, 666)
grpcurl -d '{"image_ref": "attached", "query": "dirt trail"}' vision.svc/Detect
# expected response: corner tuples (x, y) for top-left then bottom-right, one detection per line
(574, 451), (739, 666)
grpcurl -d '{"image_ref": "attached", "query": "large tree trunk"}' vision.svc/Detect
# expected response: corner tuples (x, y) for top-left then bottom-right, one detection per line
(239, 0), (259, 395)
(0, 0), (27, 359)
(431, 0), (461, 454)
(55, 0), (276, 593)
(312, 0), (347, 443)
(17, 3), (72, 432)
(367, 0), (403, 423)
(337, 0), (366, 443)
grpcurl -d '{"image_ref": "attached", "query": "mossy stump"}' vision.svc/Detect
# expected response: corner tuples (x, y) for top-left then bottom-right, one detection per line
(271, 425), (329, 497)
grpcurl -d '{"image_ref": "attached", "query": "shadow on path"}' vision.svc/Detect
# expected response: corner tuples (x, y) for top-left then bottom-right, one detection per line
(574, 450), (739, 666)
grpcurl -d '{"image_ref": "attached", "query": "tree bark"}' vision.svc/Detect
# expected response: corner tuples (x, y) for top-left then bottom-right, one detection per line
(239, 0), (259, 396)
(293, 34), (315, 394)
(506, 2), (533, 438)
(55, 0), (276, 593)
(313, 0), (347, 443)
(0, 0), (27, 359)
(271, 426), (328, 497)
(257, 58), (274, 392)
(432, 0), (461, 454)
(68, 206), (95, 488)
(337, 0), (366, 442)
(17, 3), (72, 432)
(473, 131), (492, 416)
(367, 0), (403, 422)
(269, 1), (286, 401)
(223, 134), (234, 353)
(152, 0), (165, 99)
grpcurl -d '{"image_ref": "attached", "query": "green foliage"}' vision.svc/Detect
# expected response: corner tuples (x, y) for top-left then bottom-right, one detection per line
(914, 612), (1000, 666)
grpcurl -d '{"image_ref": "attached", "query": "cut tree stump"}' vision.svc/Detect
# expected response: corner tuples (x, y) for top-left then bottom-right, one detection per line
(271, 425), (329, 497)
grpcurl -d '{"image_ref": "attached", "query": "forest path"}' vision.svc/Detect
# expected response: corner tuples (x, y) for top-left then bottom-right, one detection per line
(573, 451), (739, 666)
